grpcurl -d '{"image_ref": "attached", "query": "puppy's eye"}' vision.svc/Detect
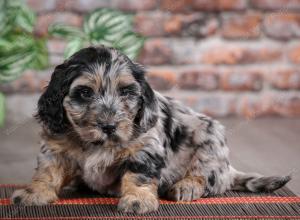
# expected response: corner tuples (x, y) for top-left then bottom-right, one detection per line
(80, 87), (93, 99)
(71, 86), (94, 101)
(119, 84), (137, 96)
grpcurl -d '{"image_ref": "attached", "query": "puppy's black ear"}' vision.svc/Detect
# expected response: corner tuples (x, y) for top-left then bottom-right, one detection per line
(131, 62), (158, 132)
(36, 63), (78, 134)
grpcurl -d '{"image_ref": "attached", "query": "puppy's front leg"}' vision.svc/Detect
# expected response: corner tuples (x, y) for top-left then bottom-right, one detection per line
(118, 171), (159, 214)
(11, 145), (77, 205)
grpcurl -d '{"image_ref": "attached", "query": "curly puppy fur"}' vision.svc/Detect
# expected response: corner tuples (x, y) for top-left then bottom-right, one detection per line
(11, 46), (291, 213)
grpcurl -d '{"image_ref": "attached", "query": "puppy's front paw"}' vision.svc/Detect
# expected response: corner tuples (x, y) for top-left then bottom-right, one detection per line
(167, 177), (205, 201)
(11, 188), (57, 205)
(118, 194), (159, 214)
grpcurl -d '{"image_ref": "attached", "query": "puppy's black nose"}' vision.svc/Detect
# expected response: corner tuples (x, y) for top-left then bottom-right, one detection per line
(101, 124), (116, 134)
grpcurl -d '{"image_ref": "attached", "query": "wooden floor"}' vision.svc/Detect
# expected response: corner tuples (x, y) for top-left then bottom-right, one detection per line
(0, 117), (299, 195)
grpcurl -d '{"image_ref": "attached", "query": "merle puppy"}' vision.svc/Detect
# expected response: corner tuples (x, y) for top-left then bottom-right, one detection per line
(11, 46), (291, 213)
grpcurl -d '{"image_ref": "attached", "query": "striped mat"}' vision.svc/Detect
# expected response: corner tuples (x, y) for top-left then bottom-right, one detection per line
(0, 184), (299, 220)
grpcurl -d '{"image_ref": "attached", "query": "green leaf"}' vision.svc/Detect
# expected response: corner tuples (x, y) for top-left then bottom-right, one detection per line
(0, 52), (31, 82)
(47, 8), (145, 60)
(83, 9), (144, 59)
(83, 9), (122, 34)
(15, 3), (36, 32)
(84, 9), (132, 43)
(0, 34), (48, 82)
(49, 23), (85, 40)
(0, 0), (49, 125)
(28, 38), (49, 70)
(0, 92), (5, 127)
(0, 0), (35, 35)
(64, 38), (85, 58)
(114, 32), (146, 59)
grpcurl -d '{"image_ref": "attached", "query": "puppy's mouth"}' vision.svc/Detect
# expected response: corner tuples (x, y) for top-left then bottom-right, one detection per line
(91, 132), (121, 146)
(91, 139), (105, 146)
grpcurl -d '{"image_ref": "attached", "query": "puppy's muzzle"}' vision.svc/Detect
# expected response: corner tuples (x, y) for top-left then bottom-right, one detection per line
(99, 123), (117, 135)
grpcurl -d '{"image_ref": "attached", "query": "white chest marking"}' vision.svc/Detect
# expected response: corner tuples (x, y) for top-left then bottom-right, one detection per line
(82, 148), (118, 193)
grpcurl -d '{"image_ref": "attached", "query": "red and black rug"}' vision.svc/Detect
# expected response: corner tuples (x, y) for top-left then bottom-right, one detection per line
(0, 184), (299, 219)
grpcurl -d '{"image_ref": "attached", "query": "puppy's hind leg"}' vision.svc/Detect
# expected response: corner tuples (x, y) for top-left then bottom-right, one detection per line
(167, 174), (206, 202)
(167, 155), (206, 202)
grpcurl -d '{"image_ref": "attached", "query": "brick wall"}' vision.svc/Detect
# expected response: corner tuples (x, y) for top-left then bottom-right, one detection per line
(1, 0), (300, 117)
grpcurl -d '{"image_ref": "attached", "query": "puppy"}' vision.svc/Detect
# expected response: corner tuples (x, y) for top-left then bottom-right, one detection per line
(11, 46), (291, 213)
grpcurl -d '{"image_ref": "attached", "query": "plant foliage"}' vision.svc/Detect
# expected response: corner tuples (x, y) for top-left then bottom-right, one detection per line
(49, 9), (145, 59)
(0, 0), (49, 126)
(0, 0), (48, 83)
(0, 92), (4, 126)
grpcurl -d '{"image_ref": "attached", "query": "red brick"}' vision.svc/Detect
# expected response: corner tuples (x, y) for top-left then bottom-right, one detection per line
(192, 0), (247, 11)
(219, 0), (248, 10)
(112, 0), (158, 11)
(134, 13), (218, 37)
(164, 15), (182, 35)
(138, 39), (172, 65)
(263, 13), (300, 40)
(219, 69), (263, 91)
(160, 0), (192, 12)
(187, 93), (237, 117)
(133, 38), (203, 65)
(47, 40), (67, 55)
(164, 14), (218, 37)
(269, 92), (300, 116)
(25, 0), (56, 12)
(266, 68), (300, 89)
(133, 13), (218, 38)
(237, 92), (300, 117)
(192, 0), (217, 11)
(251, 0), (300, 10)
(0, 70), (51, 94)
(163, 91), (237, 117)
(193, 94), (237, 117)
(201, 45), (243, 64)
(49, 54), (64, 66)
(56, 0), (111, 12)
(35, 13), (83, 36)
(200, 41), (282, 64)
(134, 13), (166, 37)
(237, 95), (270, 118)
(146, 70), (177, 90)
(221, 12), (262, 39)
(58, 0), (156, 12)
(288, 43), (300, 63)
(178, 69), (219, 90)
(169, 39), (199, 64)
(141, 40), (282, 65)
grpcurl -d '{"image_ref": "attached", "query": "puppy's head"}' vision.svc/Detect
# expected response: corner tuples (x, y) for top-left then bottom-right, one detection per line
(37, 46), (158, 144)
